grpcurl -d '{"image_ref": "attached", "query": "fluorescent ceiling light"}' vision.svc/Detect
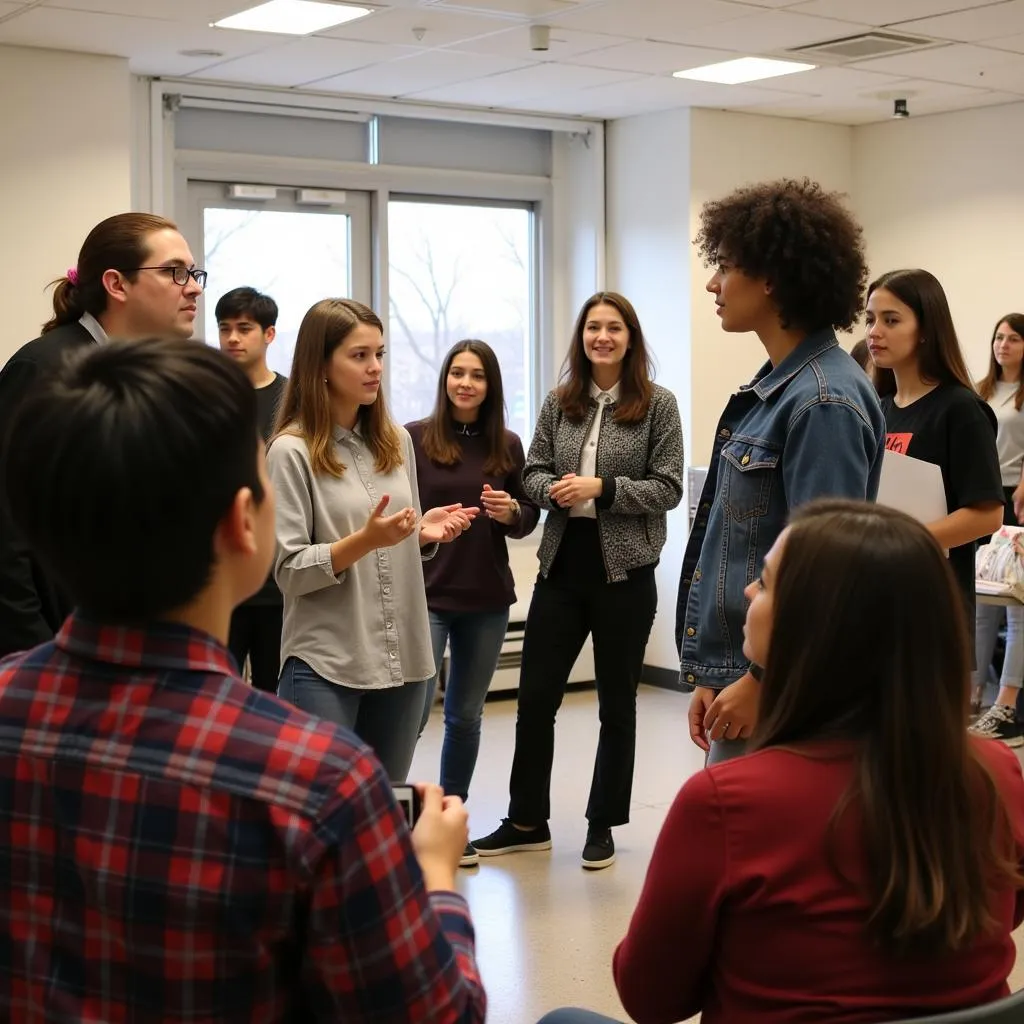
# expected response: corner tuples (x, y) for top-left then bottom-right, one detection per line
(213, 0), (373, 35)
(673, 57), (816, 85)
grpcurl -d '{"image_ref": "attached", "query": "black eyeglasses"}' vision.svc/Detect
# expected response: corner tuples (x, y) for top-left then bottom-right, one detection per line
(136, 265), (208, 288)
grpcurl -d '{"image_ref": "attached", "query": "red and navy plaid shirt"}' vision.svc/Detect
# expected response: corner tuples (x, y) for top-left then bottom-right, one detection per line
(0, 614), (486, 1023)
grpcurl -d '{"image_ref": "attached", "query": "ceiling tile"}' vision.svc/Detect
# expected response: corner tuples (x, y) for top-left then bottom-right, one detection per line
(790, 0), (1001, 25)
(898, 1), (1024, 43)
(189, 37), (422, 86)
(894, 86), (1021, 113)
(0, 6), (275, 74)
(42, 0), (245, 20)
(751, 64), (908, 96)
(720, 0), (807, 7)
(430, 0), (585, 15)
(809, 86), (1020, 122)
(566, 39), (741, 74)
(320, 5), (513, 46)
(853, 42), (1024, 93)
(571, 72), (806, 117)
(306, 47), (536, 95)
(984, 30), (1024, 54)
(732, 100), (834, 119)
(675, 10), (873, 52)
(866, 75), (994, 98)
(548, 0), (776, 44)
(446, 25), (623, 59)
(409, 59), (637, 104)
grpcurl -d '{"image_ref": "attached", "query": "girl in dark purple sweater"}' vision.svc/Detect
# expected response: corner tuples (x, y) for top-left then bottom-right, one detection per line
(406, 340), (539, 866)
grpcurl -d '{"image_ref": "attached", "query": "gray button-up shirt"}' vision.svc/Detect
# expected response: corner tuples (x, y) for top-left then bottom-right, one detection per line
(267, 424), (435, 690)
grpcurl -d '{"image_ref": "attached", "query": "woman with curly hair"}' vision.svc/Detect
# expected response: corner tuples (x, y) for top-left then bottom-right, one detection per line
(677, 178), (886, 764)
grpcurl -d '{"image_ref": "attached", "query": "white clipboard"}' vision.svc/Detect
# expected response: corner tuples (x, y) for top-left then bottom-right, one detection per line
(876, 449), (947, 525)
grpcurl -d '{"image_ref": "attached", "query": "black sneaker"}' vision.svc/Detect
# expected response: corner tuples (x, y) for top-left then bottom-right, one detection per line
(581, 827), (616, 870)
(460, 843), (479, 868)
(472, 818), (552, 857)
(969, 703), (1023, 748)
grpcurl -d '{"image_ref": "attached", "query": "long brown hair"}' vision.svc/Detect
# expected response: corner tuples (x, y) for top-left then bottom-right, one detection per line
(43, 213), (178, 334)
(558, 292), (653, 424)
(751, 500), (1023, 955)
(420, 339), (513, 476)
(867, 269), (976, 399)
(977, 313), (1024, 412)
(274, 299), (402, 478)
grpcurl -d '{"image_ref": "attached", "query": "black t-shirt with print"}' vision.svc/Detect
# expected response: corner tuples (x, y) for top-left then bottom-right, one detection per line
(881, 384), (1002, 627)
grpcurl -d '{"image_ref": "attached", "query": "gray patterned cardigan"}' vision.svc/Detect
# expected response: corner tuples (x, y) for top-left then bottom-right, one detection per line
(524, 383), (684, 582)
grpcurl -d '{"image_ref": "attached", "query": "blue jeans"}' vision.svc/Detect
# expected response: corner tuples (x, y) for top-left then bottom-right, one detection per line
(277, 657), (427, 783)
(975, 601), (1024, 692)
(420, 608), (509, 802)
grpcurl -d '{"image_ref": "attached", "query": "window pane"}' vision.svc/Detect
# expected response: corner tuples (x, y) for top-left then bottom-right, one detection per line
(387, 200), (533, 443)
(203, 208), (351, 377)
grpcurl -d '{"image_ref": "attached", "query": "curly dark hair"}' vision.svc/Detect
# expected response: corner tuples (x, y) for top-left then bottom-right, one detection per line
(695, 178), (867, 333)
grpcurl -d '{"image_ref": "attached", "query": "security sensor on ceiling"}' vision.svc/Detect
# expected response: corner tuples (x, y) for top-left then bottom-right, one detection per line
(530, 24), (551, 52)
(893, 98), (909, 118)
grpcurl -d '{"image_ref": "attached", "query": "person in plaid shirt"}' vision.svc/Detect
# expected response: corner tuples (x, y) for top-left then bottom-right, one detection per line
(0, 336), (486, 1023)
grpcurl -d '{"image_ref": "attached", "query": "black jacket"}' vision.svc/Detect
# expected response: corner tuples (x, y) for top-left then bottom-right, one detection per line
(0, 321), (94, 657)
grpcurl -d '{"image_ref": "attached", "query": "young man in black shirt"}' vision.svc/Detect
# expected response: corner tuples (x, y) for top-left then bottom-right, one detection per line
(217, 287), (286, 693)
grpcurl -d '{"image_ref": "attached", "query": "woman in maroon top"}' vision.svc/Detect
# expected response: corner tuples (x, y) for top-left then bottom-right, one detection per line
(407, 340), (538, 867)
(558, 500), (1024, 1024)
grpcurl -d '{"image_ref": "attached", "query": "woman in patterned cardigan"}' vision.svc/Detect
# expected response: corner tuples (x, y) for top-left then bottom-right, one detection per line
(472, 291), (684, 870)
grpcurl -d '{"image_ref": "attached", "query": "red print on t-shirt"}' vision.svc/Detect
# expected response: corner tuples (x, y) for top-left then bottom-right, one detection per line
(886, 432), (913, 454)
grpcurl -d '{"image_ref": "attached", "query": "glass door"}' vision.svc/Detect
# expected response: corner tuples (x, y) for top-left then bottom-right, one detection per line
(186, 181), (371, 377)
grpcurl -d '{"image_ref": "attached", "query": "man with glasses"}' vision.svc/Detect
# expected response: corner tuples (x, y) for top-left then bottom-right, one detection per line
(0, 212), (206, 657)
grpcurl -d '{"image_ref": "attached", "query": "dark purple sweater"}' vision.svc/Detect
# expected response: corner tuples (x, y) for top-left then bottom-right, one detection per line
(406, 420), (540, 612)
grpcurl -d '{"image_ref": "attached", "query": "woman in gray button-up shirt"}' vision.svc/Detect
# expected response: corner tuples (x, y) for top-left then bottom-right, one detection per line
(268, 299), (475, 782)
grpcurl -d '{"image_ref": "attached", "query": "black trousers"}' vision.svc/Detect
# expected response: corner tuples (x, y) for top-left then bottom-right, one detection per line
(508, 519), (657, 830)
(228, 604), (283, 695)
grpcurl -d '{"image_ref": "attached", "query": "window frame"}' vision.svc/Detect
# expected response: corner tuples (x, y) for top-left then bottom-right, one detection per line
(172, 149), (552, 439)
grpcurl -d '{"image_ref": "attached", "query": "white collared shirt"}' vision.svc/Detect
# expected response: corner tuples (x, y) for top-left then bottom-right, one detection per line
(79, 312), (109, 345)
(570, 379), (621, 519)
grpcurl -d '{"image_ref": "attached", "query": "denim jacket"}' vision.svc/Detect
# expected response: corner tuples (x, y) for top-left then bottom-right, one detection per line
(676, 329), (885, 690)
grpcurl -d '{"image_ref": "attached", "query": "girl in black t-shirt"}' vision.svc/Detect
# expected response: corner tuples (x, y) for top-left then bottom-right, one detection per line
(866, 269), (1003, 646)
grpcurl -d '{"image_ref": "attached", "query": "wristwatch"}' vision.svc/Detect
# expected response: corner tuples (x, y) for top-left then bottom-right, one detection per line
(509, 498), (522, 521)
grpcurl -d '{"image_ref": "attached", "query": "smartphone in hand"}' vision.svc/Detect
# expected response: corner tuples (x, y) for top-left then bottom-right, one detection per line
(392, 784), (422, 826)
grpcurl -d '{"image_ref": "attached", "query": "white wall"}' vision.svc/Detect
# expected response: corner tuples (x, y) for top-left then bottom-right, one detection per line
(0, 46), (132, 361)
(688, 110), (854, 465)
(606, 108), (692, 674)
(550, 126), (606, 391)
(853, 102), (1024, 379)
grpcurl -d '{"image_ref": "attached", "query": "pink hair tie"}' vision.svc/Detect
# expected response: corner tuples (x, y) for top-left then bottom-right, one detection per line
(66, 267), (79, 287)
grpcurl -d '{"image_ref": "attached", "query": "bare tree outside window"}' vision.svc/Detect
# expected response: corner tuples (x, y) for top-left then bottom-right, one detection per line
(388, 201), (533, 442)
(202, 208), (351, 377)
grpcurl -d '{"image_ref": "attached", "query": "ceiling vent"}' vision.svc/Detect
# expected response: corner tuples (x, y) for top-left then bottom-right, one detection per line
(788, 31), (937, 62)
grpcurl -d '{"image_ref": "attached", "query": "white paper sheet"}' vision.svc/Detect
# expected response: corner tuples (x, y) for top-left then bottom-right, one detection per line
(876, 449), (947, 525)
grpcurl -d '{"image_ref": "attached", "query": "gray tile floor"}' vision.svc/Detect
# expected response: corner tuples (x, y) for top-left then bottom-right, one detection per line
(409, 686), (1024, 1024)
